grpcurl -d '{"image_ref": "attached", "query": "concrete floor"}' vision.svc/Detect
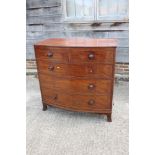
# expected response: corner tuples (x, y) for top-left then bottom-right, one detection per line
(26, 77), (129, 155)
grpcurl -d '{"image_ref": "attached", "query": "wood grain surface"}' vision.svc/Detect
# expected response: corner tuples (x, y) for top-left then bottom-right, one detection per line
(39, 76), (112, 95)
(34, 38), (117, 121)
(37, 61), (113, 78)
(42, 94), (111, 112)
(35, 38), (117, 47)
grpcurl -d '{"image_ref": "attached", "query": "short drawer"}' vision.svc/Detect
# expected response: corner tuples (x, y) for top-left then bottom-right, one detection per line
(37, 60), (113, 78)
(42, 94), (111, 111)
(34, 46), (69, 63)
(69, 48), (115, 64)
(39, 76), (112, 95)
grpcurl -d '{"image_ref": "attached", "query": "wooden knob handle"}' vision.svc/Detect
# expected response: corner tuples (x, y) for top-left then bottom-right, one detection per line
(48, 65), (54, 71)
(88, 99), (95, 105)
(88, 84), (95, 90)
(47, 52), (53, 57)
(88, 53), (95, 60)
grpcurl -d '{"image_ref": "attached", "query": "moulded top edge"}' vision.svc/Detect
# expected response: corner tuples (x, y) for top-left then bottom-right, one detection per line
(34, 38), (117, 47)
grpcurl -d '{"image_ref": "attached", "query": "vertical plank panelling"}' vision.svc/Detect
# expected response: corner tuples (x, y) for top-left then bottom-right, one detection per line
(97, 0), (128, 20)
(108, 0), (118, 16)
(83, 0), (94, 17)
(118, 0), (128, 15)
(75, 0), (83, 17)
(66, 0), (76, 17)
(98, 0), (108, 16)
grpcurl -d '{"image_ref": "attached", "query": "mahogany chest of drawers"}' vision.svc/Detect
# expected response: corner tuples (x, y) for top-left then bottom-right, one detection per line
(34, 38), (117, 122)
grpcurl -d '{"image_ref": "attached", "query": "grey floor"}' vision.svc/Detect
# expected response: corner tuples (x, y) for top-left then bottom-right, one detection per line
(26, 77), (129, 155)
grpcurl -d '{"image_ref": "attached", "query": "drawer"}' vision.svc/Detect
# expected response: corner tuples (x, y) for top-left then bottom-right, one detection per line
(69, 48), (115, 64)
(37, 60), (113, 78)
(42, 94), (111, 111)
(35, 46), (69, 63)
(39, 76), (112, 95)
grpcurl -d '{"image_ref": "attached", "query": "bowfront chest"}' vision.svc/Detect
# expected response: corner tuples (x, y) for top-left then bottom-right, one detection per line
(34, 38), (117, 122)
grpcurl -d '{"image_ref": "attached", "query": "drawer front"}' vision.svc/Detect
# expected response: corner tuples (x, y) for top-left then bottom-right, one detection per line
(37, 60), (113, 78)
(39, 76), (112, 95)
(42, 94), (111, 111)
(69, 48), (115, 64)
(35, 46), (69, 63)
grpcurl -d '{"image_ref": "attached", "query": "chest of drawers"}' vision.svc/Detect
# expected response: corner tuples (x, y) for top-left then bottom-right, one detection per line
(34, 38), (117, 122)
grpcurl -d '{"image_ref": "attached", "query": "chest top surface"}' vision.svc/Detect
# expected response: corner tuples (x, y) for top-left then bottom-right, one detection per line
(35, 38), (117, 48)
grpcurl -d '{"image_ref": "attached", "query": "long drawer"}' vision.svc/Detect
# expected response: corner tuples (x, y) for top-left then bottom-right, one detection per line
(39, 75), (112, 95)
(35, 46), (115, 64)
(42, 94), (111, 111)
(37, 60), (113, 78)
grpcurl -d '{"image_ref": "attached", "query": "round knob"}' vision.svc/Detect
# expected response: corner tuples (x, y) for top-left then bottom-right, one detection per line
(48, 65), (54, 71)
(47, 52), (53, 57)
(88, 84), (95, 90)
(88, 99), (95, 105)
(88, 53), (95, 60)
